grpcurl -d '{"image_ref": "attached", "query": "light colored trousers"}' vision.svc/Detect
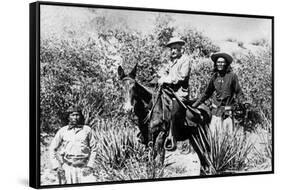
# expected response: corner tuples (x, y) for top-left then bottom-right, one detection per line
(62, 164), (97, 184)
(209, 115), (234, 137)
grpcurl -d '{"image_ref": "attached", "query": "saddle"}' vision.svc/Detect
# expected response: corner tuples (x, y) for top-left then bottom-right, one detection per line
(161, 87), (211, 151)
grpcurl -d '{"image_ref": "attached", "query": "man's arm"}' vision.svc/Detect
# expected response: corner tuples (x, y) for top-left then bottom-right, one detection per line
(86, 128), (98, 168)
(49, 128), (63, 170)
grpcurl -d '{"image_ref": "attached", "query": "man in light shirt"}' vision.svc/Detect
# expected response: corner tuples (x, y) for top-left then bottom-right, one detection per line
(49, 106), (97, 184)
(158, 37), (191, 102)
(158, 37), (211, 173)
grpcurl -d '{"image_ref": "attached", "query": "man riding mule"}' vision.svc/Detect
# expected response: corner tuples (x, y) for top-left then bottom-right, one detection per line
(155, 37), (211, 170)
(118, 63), (211, 174)
(158, 37), (190, 101)
(156, 37), (211, 150)
(117, 37), (212, 173)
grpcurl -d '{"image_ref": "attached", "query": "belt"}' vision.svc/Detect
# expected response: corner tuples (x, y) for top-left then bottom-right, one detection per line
(63, 156), (88, 167)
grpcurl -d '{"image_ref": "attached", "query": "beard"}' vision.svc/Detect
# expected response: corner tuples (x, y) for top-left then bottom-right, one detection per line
(217, 66), (225, 71)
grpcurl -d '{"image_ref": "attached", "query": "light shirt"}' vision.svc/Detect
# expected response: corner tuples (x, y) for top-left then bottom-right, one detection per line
(49, 125), (97, 169)
(158, 54), (191, 88)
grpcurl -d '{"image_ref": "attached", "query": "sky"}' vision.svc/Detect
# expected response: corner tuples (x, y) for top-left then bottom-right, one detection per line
(105, 8), (272, 43)
(41, 5), (272, 44)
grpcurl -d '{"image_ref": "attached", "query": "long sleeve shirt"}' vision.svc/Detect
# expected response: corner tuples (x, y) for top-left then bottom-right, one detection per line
(197, 72), (243, 108)
(158, 54), (192, 92)
(49, 125), (97, 169)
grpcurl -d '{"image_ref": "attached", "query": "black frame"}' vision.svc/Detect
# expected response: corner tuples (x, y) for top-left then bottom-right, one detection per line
(30, 1), (274, 189)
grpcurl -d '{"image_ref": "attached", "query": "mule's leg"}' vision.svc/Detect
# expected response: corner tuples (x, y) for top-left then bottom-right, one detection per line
(155, 131), (166, 165)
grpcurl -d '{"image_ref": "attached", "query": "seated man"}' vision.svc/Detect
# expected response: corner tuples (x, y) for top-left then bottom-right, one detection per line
(158, 37), (191, 101)
(158, 37), (211, 127)
(158, 37), (211, 165)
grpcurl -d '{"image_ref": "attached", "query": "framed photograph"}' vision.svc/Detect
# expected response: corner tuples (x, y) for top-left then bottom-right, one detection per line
(30, 1), (274, 188)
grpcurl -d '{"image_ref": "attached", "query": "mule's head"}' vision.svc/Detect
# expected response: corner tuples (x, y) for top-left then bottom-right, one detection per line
(118, 64), (138, 112)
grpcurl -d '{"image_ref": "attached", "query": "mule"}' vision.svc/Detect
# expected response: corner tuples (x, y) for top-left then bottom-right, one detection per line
(118, 64), (153, 146)
(118, 64), (211, 171)
(147, 85), (211, 170)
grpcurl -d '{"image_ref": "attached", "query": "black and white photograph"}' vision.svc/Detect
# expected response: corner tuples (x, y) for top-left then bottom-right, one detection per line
(30, 1), (273, 188)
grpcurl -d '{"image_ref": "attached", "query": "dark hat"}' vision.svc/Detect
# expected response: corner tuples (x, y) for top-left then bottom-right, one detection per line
(166, 37), (185, 47)
(211, 52), (233, 64)
(66, 106), (82, 114)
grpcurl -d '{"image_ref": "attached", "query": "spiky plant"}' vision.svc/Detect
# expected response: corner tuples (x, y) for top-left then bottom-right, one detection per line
(91, 118), (166, 181)
(193, 125), (254, 175)
(249, 110), (272, 171)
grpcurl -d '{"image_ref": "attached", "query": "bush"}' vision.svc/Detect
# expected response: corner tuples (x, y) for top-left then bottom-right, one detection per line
(250, 38), (270, 47)
(235, 49), (272, 122)
(180, 28), (220, 57)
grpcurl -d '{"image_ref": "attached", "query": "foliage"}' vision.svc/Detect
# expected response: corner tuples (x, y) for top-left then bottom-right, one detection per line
(250, 38), (270, 47)
(235, 49), (272, 121)
(189, 57), (214, 99)
(180, 28), (220, 57)
(237, 41), (245, 49)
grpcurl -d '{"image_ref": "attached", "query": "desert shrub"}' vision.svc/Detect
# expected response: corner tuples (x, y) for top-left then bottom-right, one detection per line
(251, 38), (270, 47)
(189, 57), (214, 99)
(40, 37), (120, 133)
(235, 49), (272, 122)
(180, 28), (220, 57)
(237, 41), (245, 48)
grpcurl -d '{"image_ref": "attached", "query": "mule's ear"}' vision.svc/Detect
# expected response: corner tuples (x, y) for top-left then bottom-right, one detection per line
(118, 66), (126, 80)
(129, 64), (138, 79)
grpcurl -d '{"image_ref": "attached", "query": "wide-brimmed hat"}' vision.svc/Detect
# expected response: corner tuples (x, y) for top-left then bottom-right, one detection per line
(166, 37), (185, 47)
(211, 52), (233, 64)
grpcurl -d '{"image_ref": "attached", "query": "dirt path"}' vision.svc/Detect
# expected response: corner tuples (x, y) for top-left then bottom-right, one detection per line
(164, 143), (201, 177)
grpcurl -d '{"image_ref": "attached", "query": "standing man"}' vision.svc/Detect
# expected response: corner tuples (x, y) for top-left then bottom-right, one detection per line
(158, 37), (191, 101)
(192, 52), (244, 135)
(49, 106), (97, 184)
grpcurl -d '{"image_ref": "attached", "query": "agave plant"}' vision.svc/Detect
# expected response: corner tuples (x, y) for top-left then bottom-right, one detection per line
(90, 117), (168, 181)
(193, 125), (254, 175)
(249, 110), (272, 171)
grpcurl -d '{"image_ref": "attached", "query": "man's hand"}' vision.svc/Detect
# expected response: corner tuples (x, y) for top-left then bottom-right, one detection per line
(54, 166), (65, 184)
(158, 76), (172, 85)
(175, 88), (188, 100)
(192, 100), (201, 108)
(83, 166), (94, 176)
(53, 166), (64, 174)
